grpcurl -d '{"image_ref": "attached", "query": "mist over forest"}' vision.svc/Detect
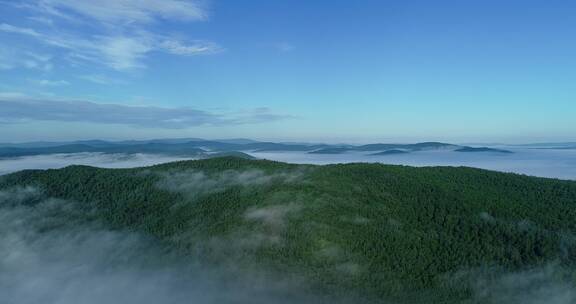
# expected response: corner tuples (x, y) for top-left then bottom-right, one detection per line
(1, 0), (575, 303)
(2, 156), (576, 303)
(1, 145), (575, 180)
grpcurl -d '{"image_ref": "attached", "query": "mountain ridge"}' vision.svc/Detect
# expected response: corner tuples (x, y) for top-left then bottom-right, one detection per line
(0, 139), (513, 158)
(2, 156), (575, 303)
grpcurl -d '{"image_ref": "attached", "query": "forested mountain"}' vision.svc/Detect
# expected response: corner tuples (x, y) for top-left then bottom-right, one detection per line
(1, 157), (574, 303)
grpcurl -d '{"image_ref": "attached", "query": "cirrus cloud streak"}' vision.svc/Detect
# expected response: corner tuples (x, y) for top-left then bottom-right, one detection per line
(0, 0), (221, 71)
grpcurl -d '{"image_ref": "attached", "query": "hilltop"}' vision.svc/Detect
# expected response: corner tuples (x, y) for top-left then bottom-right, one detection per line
(1, 157), (574, 303)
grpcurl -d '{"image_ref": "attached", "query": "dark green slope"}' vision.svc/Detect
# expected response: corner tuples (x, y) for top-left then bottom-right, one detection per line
(2, 157), (576, 303)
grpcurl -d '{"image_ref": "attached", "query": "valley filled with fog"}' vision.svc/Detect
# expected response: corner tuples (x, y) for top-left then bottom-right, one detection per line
(1, 147), (575, 180)
(254, 147), (576, 180)
(0, 153), (194, 176)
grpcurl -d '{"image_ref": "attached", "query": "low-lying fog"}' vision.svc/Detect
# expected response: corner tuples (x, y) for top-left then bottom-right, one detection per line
(253, 148), (576, 180)
(0, 188), (335, 304)
(0, 153), (196, 176)
(1, 148), (575, 180)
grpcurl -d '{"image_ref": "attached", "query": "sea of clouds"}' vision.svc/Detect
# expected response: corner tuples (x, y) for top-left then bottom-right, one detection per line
(1, 148), (575, 180)
(0, 153), (195, 176)
(252, 148), (576, 180)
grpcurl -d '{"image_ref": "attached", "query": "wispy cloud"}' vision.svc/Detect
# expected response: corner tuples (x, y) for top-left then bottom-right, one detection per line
(160, 39), (222, 56)
(38, 0), (208, 25)
(0, 95), (290, 129)
(27, 15), (55, 25)
(0, 22), (220, 71)
(0, 92), (30, 99)
(0, 0), (221, 71)
(32, 79), (71, 87)
(0, 23), (42, 37)
(91, 35), (152, 70)
(0, 47), (53, 71)
(77, 74), (125, 85)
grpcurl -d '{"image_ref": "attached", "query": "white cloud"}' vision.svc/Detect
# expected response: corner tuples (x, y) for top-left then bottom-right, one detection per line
(1, 1), (220, 71)
(77, 74), (124, 85)
(26, 52), (53, 63)
(35, 79), (70, 86)
(0, 23), (41, 37)
(97, 36), (152, 70)
(1, 24), (221, 71)
(160, 39), (223, 56)
(0, 92), (30, 100)
(0, 47), (53, 71)
(40, 0), (207, 25)
(27, 16), (54, 25)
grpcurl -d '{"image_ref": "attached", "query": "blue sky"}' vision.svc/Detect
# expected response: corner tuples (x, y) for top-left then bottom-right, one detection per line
(0, 0), (575, 143)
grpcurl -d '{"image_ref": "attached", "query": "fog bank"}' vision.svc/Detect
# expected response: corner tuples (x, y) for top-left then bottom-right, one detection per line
(0, 153), (195, 175)
(1, 148), (575, 180)
(253, 148), (576, 180)
(0, 187), (341, 304)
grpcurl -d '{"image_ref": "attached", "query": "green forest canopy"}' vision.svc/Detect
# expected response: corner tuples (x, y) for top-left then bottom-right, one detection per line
(1, 156), (575, 303)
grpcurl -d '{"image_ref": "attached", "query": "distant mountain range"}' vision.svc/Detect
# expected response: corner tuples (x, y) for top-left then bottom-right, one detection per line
(454, 147), (513, 154)
(466, 142), (576, 150)
(0, 138), (514, 158)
